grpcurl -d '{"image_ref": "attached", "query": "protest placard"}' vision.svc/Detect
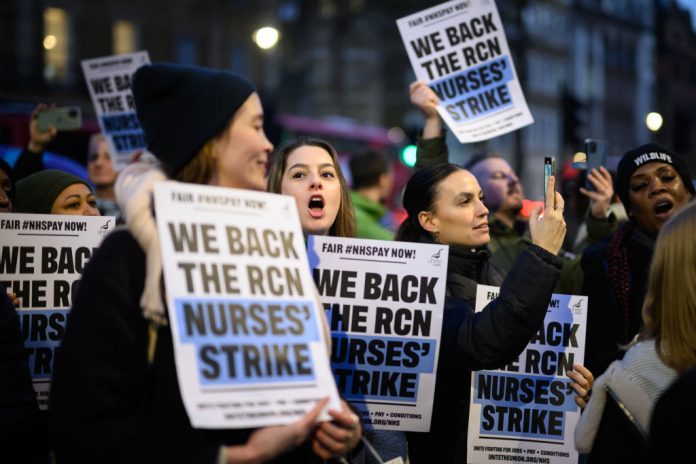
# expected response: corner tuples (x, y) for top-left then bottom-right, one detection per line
(81, 51), (151, 170)
(154, 182), (340, 428)
(397, 0), (533, 143)
(0, 213), (115, 409)
(308, 235), (448, 432)
(467, 285), (587, 463)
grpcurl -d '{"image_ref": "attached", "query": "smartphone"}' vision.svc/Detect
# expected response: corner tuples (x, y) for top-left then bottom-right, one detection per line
(36, 106), (82, 131)
(584, 138), (608, 191)
(544, 156), (555, 208)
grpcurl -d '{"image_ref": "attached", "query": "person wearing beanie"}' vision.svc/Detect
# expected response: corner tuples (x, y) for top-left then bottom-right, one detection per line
(14, 104), (123, 218)
(581, 142), (694, 377)
(14, 169), (98, 216)
(50, 63), (361, 464)
(0, 159), (15, 212)
(575, 201), (696, 462)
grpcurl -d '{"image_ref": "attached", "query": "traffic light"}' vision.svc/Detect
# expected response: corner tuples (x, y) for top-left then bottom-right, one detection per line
(400, 144), (418, 167)
(562, 90), (584, 149)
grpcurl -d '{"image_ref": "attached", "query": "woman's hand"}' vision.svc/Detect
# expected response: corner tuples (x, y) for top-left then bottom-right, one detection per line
(410, 81), (439, 119)
(580, 167), (614, 219)
(225, 398), (329, 464)
(311, 400), (362, 460)
(28, 103), (58, 154)
(409, 81), (442, 139)
(8, 291), (20, 307)
(567, 363), (594, 409)
(529, 175), (566, 255)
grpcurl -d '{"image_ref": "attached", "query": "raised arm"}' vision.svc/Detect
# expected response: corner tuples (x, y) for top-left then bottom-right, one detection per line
(14, 104), (57, 179)
(409, 81), (449, 169)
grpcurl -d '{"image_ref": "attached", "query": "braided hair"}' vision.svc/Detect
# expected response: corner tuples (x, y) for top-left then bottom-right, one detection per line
(607, 220), (636, 346)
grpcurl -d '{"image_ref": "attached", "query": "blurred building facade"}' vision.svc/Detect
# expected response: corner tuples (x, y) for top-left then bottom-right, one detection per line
(654, 0), (696, 174)
(0, 0), (694, 196)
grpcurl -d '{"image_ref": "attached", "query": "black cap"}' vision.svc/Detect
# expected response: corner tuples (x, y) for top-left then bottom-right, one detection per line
(616, 142), (695, 212)
(133, 63), (255, 176)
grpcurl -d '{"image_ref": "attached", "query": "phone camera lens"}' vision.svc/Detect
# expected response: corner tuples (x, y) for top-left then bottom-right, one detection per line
(589, 142), (596, 151)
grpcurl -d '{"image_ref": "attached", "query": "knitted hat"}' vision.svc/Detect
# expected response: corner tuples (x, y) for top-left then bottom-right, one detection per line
(616, 142), (695, 212)
(132, 63), (255, 176)
(0, 158), (15, 201)
(15, 169), (92, 214)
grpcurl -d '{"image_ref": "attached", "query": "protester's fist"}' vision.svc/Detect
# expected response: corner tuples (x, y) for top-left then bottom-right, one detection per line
(529, 175), (566, 255)
(409, 81), (439, 119)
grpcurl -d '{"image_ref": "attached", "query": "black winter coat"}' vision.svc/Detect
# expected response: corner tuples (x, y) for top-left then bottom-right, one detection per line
(443, 245), (504, 304)
(407, 244), (562, 463)
(581, 224), (654, 376)
(50, 230), (319, 463)
(0, 286), (47, 463)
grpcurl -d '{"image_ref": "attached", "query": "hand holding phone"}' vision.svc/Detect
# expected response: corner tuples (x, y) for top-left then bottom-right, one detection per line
(36, 106), (82, 132)
(584, 138), (608, 191)
(544, 156), (556, 209)
(530, 165), (566, 255)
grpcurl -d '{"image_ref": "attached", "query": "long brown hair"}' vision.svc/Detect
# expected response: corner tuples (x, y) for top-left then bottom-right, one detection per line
(642, 200), (696, 372)
(267, 137), (355, 238)
(173, 139), (216, 184)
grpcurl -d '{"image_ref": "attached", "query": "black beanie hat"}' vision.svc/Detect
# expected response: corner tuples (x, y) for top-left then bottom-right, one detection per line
(0, 158), (15, 201)
(15, 169), (93, 214)
(616, 142), (695, 212)
(133, 63), (255, 176)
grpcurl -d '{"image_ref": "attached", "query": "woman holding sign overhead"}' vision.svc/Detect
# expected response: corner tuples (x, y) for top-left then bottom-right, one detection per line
(396, 163), (581, 463)
(50, 63), (361, 463)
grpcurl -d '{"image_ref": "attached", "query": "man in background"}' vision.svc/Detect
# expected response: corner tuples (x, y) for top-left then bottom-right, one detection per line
(349, 150), (394, 240)
(465, 152), (528, 273)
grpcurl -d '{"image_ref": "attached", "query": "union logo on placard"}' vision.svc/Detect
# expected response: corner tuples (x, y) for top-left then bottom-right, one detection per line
(98, 219), (111, 235)
(428, 248), (443, 266)
(571, 299), (584, 315)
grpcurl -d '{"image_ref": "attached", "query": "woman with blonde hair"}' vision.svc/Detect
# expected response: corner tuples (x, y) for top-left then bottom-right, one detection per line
(641, 200), (696, 373)
(575, 200), (696, 462)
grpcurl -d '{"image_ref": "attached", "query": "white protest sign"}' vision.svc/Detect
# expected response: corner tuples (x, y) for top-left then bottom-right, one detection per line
(154, 182), (341, 428)
(81, 51), (151, 170)
(467, 285), (587, 463)
(0, 213), (115, 409)
(397, 0), (533, 143)
(308, 235), (448, 432)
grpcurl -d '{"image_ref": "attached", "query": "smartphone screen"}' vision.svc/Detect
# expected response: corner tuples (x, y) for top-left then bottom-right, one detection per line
(584, 138), (608, 191)
(544, 156), (555, 208)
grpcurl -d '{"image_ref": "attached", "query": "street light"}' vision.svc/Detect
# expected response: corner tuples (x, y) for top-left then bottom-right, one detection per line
(253, 27), (280, 50)
(43, 34), (57, 50)
(646, 112), (663, 132)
